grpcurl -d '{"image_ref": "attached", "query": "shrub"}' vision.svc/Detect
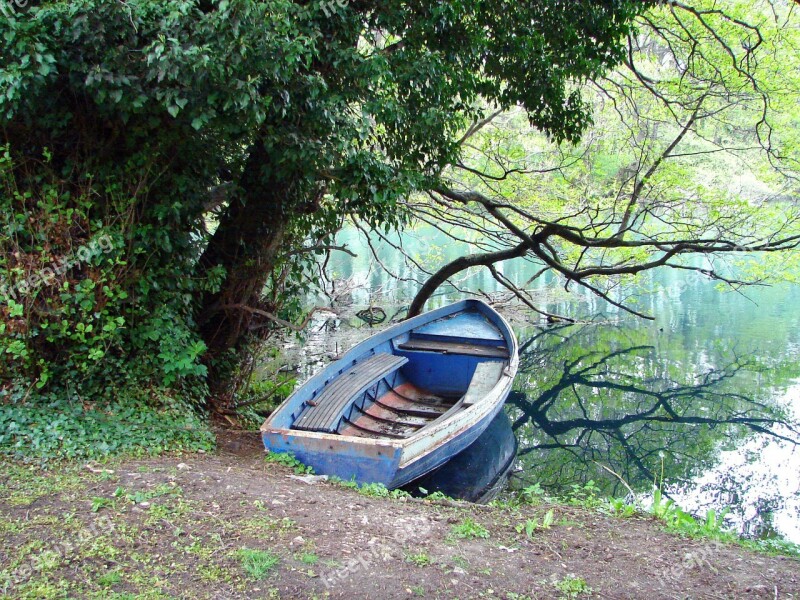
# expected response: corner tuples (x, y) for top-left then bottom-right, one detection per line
(0, 385), (214, 462)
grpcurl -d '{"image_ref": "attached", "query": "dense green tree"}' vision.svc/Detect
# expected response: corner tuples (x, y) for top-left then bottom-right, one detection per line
(0, 0), (647, 407)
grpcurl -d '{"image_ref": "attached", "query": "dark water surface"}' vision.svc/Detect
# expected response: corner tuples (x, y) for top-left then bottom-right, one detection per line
(508, 310), (800, 543)
(290, 227), (800, 542)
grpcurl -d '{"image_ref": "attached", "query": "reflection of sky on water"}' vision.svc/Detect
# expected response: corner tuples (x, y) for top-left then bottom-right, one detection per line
(671, 383), (800, 542)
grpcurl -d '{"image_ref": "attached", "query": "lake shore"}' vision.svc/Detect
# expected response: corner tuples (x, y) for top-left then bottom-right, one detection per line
(2, 429), (798, 600)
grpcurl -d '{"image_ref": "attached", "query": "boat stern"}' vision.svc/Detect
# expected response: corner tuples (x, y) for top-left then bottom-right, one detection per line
(261, 428), (403, 487)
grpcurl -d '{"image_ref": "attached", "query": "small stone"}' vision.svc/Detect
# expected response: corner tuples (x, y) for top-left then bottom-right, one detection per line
(288, 474), (329, 484)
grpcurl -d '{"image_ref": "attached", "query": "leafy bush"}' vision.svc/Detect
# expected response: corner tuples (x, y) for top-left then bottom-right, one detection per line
(0, 145), (210, 397)
(264, 451), (314, 475)
(0, 385), (214, 462)
(450, 517), (490, 540)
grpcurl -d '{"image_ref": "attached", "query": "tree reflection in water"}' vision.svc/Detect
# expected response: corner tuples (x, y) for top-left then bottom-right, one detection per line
(507, 323), (800, 541)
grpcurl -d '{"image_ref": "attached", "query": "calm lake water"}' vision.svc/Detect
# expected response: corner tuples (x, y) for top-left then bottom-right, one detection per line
(289, 226), (800, 543)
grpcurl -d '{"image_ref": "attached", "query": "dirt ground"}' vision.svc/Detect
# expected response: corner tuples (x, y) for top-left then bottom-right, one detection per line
(1, 429), (798, 600)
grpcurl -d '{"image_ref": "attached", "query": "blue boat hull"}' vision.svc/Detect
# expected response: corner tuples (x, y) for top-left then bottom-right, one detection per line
(262, 389), (508, 487)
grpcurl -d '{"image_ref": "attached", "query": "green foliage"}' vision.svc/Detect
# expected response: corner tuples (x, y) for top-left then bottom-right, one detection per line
(603, 497), (636, 518)
(423, 490), (455, 502)
(515, 509), (555, 537)
(414, 486), (456, 502)
(236, 548), (280, 580)
(510, 476), (797, 559)
(230, 357), (297, 428)
(564, 481), (604, 509)
(413, 1), (800, 328)
(507, 471), (800, 558)
(0, 0), (646, 419)
(648, 487), (736, 539)
(331, 477), (412, 499)
(113, 483), (182, 505)
(512, 474), (799, 558)
(0, 137), (211, 454)
(244, 372), (296, 409)
(517, 483), (549, 505)
(330, 476), (360, 491)
(406, 552), (432, 567)
(553, 575), (592, 599)
(450, 517), (490, 540)
(96, 571), (122, 588)
(0, 141), (210, 396)
(0, 386), (214, 462)
(90, 496), (113, 513)
(264, 451), (314, 475)
(740, 537), (800, 558)
(598, 486), (800, 558)
(645, 487), (800, 558)
(294, 551), (318, 566)
(354, 482), (394, 498)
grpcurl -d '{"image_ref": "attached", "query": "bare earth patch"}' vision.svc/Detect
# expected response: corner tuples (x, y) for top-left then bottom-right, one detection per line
(1, 430), (797, 599)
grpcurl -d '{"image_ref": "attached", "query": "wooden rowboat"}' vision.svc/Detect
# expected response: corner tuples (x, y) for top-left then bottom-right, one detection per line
(261, 299), (519, 488)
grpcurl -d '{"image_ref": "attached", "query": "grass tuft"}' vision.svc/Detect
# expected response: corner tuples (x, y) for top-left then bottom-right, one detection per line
(451, 517), (490, 540)
(236, 547), (280, 580)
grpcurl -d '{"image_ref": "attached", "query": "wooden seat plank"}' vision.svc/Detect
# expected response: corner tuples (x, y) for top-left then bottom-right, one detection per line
(463, 361), (506, 406)
(293, 353), (408, 433)
(397, 338), (509, 358)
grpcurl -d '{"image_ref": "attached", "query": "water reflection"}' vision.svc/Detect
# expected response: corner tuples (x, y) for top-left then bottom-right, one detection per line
(670, 385), (800, 542)
(508, 323), (800, 542)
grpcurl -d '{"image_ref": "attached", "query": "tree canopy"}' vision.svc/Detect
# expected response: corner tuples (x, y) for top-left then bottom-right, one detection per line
(0, 0), (648, 412)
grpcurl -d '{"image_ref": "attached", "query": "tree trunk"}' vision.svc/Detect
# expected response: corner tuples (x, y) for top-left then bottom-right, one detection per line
(196, 141), (293, 369)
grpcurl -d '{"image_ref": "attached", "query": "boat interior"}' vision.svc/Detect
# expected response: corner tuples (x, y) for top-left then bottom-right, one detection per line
(291, 309), (511, 440)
